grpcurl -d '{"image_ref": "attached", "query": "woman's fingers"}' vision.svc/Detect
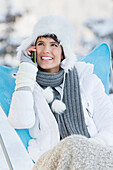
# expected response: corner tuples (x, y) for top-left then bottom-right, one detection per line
(26, 49), (31, 56)
(26, 45), (36, 56)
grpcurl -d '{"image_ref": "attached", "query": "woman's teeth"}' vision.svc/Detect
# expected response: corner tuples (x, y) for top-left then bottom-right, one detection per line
(42, 57), (52, 60)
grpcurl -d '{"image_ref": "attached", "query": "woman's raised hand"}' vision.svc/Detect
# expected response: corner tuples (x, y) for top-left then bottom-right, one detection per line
(26, 45), (36, 56)
(20, 45), (37, 66)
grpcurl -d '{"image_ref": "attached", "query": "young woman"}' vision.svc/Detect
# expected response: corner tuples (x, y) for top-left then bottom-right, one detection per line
(8, 15), (113, 163)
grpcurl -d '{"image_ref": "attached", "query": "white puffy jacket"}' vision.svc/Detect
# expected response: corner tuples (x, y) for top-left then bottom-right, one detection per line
(8, 61), (113, 162)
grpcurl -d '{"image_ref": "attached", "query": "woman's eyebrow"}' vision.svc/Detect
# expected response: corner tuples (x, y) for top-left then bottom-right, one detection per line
(50, 41), (59, 44)
(37, 41), (44, 43)
(37, 40), (59, 44)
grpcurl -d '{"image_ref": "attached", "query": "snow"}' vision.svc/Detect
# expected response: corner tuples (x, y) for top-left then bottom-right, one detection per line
(0, 0), (113, 50)
(0, 0), (113, 87)
(85, 18), (113, 37)
(7, 36), (23, 46)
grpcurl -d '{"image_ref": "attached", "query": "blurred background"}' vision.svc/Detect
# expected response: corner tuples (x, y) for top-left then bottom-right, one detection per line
(0, 0), (113, 68)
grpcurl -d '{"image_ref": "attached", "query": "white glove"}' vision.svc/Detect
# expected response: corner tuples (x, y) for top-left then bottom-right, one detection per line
(15, 62), (38, 92)
(20, 50), (37, 67)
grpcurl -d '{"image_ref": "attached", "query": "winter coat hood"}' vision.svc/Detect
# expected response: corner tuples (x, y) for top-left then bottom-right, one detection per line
(17, 15), (77, 72)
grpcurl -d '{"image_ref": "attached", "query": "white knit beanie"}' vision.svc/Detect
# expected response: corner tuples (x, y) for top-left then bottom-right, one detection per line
(17, 15), (77, 72)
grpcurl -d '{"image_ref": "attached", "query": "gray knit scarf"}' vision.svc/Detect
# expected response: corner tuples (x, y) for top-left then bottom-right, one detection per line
(36, 67), (90, 139)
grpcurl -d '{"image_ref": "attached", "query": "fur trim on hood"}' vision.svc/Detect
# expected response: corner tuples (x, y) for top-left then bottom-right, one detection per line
(17, 15), (77, 72)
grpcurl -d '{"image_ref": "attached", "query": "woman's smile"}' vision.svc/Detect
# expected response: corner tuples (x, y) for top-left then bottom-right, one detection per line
(41, 55), (53, 61)
(36, 37), (63, 73)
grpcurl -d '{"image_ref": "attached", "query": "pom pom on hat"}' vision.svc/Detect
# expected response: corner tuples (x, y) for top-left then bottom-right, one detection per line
(52, 99), (66, 114)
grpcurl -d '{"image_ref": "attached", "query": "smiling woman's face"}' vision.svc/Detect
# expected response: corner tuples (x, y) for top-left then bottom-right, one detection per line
(36, 37), (63, 73)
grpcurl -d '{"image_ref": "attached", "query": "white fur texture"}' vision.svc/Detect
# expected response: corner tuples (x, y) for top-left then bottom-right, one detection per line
(42, 87), (54, 103)
(17, 15), (77, 72)
(52, 99), (66, 114)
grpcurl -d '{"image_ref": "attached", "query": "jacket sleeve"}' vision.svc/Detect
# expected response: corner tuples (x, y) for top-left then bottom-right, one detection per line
(87, 73), (113, 146)
(8, 90), (36, 129)
(8, 50), (38, 129)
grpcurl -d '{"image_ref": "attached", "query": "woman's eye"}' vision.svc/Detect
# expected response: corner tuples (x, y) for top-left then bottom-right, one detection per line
(37, 43), (44, 46)
(51, 43), (58, 47)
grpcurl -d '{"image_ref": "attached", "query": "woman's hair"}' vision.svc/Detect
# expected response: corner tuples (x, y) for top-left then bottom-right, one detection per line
(35, 34), (60, 45)
(35, 34), (65, 59)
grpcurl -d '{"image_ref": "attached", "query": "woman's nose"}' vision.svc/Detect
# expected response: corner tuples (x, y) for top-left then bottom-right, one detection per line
(43, 45), (50, 53)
